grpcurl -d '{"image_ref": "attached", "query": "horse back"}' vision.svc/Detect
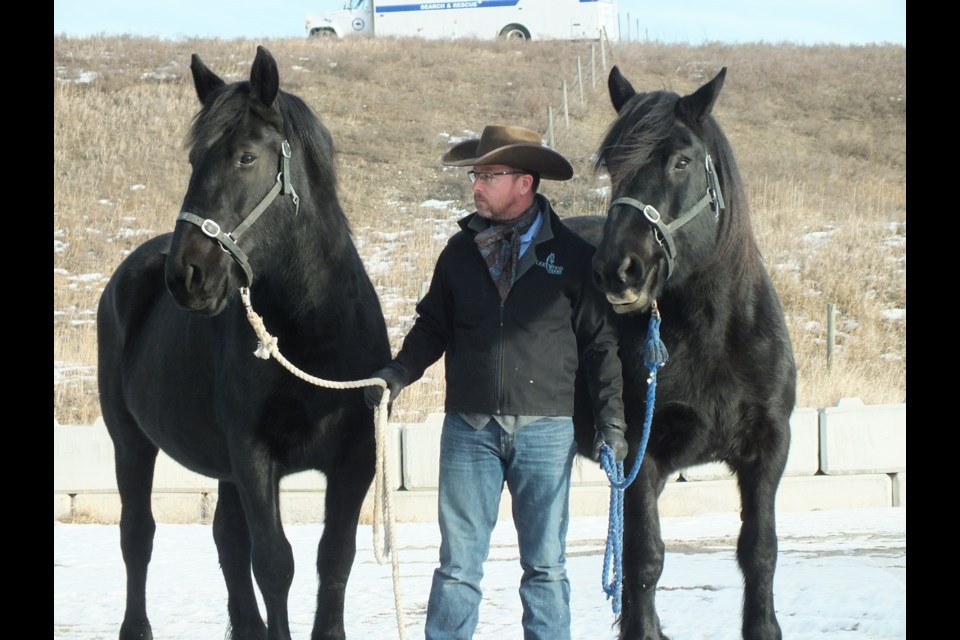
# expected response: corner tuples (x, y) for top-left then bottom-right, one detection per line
(563, 215), (605, 247)
(97, 233), (172, 349)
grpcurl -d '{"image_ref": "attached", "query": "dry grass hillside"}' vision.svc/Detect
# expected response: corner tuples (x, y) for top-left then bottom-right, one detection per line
(53, 36), (906, 425)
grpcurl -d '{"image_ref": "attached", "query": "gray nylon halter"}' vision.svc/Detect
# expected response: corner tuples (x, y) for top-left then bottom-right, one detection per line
(176, 140), (300, 286)
(608, 154), (725, 280)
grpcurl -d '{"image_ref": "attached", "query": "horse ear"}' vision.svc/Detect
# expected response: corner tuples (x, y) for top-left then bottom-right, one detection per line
(190, 54), (225, 105)
(608, 65), (637, 113)
(249, 46), (280, 109)
(677, 67), (727, 126)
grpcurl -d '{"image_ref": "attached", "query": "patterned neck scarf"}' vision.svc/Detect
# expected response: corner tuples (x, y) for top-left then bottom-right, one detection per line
(475, 202), (540, 301)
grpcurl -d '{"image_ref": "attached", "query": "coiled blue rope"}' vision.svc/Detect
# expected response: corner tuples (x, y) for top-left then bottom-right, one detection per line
(599, 304), (668, 615)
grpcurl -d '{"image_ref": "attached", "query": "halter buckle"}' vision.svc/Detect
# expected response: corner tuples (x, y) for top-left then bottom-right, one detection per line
(200, 218), (221, 238)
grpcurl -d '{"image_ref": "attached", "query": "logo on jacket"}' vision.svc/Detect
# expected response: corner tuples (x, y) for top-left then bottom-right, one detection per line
(537, 252), (564, 275)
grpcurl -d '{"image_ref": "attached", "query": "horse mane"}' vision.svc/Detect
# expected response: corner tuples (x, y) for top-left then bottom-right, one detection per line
(594, 91), (674, 189)
(595, 90), (760, 281)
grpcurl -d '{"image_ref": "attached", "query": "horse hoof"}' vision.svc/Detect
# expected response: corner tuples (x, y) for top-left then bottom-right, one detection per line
(119, 620), (153, 640)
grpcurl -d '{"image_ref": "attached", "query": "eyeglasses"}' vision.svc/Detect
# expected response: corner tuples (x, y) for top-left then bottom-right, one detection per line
(467, 170), (526, 184)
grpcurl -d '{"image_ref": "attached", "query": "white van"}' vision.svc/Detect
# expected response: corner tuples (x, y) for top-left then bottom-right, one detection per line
(305, 0), (619, 42)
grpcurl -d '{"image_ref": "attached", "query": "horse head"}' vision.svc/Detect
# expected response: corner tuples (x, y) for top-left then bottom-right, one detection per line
(165, 46), (300, 316)
(592, 66), (729, 315)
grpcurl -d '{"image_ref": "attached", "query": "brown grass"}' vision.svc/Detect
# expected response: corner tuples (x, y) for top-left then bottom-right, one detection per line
(53, 35), (906, 424)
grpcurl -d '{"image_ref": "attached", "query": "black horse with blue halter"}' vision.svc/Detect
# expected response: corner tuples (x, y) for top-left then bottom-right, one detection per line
(570, 65), (797, 640)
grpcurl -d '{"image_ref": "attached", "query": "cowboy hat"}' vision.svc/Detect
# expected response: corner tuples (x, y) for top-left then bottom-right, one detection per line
(441, 125), (573, 181)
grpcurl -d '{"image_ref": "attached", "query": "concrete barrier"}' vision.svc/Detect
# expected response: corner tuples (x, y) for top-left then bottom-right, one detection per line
(819, 397), (906, 474)
(54, 398), (906, 523)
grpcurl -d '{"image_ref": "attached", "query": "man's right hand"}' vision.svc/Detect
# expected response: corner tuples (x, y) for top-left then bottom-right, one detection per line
(363, 364), (407, 409)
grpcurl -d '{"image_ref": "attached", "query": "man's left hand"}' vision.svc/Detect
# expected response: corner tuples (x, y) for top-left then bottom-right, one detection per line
(592, 423), (628, 463)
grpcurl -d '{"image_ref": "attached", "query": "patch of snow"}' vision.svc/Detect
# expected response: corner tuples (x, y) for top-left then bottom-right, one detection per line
(881, 308), (906, 322)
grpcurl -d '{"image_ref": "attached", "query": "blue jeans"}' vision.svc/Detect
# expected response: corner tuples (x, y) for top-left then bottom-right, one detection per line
(424, 413), (576, 640)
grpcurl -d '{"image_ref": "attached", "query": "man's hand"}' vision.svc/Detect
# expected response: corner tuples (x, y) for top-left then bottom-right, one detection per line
(363, 364), (407, 409)
(592, 422), (628, 463)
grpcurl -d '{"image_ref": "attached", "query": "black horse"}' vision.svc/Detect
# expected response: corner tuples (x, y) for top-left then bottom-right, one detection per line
(96, 46), (391, 640)
(571, 66), (797, 640)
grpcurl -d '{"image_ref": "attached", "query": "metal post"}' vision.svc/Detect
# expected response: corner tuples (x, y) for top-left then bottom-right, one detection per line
(562, 81), (569, 128)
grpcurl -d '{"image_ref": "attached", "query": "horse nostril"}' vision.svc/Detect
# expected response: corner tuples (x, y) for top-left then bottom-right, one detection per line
(184, 263), (202, 294)
(616, 256), (632, 284)
(617, 254), (646, 285)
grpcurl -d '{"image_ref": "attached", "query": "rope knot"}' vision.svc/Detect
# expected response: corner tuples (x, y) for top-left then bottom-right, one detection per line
(643, 309), (669, 371)
(254, 337), (277, 359)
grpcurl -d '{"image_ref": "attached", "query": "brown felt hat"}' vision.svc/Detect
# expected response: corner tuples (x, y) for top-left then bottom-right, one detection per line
(440, 125), (573, 181)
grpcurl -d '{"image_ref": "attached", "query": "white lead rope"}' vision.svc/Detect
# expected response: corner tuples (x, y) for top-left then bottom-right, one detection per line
(240, 287), (408, 639)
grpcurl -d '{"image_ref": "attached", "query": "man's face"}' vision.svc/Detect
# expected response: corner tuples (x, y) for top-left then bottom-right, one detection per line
(469, 164), (533, 221)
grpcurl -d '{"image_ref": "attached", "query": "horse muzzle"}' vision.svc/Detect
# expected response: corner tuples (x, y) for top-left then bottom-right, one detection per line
(593, 245), (666, 315)
(165, 226), (236, 316)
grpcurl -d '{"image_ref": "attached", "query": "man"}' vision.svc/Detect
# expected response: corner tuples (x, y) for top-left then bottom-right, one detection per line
(364, 124), (627, 640)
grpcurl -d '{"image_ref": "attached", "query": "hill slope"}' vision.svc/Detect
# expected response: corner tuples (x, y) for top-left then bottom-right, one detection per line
(53, 36), (906, 423)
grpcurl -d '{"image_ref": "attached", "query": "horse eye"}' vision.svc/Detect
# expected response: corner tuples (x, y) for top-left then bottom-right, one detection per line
(239, 153), (256, 166)
(673, 158), (690, 171)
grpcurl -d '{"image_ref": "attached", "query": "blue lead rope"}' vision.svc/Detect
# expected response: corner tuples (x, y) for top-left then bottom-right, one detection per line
(599, 306), (668, 615)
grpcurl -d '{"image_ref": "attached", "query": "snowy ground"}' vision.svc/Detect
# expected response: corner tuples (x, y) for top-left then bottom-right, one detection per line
(54, 507), (906, 640)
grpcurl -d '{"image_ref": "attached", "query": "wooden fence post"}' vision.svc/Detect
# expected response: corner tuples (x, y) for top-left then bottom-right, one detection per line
(577, 57), (584, 108)
(827, 303), (836, 369)
(591, 44), (596, 89)
(546, 106), (554, 147)
(601, 30), (607, 70)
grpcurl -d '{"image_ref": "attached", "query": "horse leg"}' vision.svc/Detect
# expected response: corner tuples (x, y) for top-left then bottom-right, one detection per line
(234, 466), (295, 640)
(213, 481), (268, 640)
(110, 424), (159, 640)
(734, 424), (789, 640)
(310, 461), (372, 640)
(619, 459), (669, 640)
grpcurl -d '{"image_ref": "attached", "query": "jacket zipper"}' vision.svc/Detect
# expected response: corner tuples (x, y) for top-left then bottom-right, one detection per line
(496, 299), (505, 414)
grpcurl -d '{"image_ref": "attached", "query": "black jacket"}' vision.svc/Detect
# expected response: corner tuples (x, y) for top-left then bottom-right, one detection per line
(392, 194), (625, 428)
